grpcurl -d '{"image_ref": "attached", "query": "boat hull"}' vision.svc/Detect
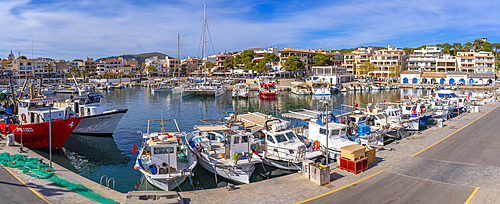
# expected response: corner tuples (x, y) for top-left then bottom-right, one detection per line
(196, 153), (254, 184)
(258, 90), (277, 98)
(0, 117), (82, 149)
(72, 109), (128, 136)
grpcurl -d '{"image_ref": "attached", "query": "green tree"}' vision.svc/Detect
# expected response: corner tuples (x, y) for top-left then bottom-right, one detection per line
(223, 58), (234, 72)
(81, 69), (88, 82)
(262, 53), (279, 66)
(284, 56), (305, 77)
(312, 53), (331, 66)
(73, 59), (83, 62)
(389, 65), (400, 78)
(18, 56), (27, 59)
(103, 73), (111, 83)
(69, 67), (80, 77)
(358, 61), (375, 76)
(145, 65), (156, 78)
(452, 43), (462, 55)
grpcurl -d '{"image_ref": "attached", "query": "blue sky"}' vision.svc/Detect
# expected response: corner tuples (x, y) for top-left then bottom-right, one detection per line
(1, 0), (500, 60)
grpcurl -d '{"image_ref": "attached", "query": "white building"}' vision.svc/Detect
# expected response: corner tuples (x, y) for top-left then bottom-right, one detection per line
(400, 71), (422, 84)
(456, 51), (495, 73)
(311, 66), (354, 84)
(407, 46), (442, 72)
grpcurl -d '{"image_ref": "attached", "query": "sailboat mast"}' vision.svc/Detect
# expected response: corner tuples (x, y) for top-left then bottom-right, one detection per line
(203, 2), (207, 79)
(177, 33), (180, 77)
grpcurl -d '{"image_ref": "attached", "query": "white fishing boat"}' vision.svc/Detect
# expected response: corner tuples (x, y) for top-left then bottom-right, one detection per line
(151, 83), (172, 92)
(186, 124), (262, 184)
(291, 82), (311, 95)
(232, 83), (250, 98)
(283, 109), (358, 160)
(306, 77), (331, 95)
(182, 81), (228, 98)
(135, 119), (196, 191)
(55, 92), (128, 135)
(232, 112), (323, 170)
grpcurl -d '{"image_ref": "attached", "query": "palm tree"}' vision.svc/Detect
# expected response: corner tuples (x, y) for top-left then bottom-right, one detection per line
(118, 71), (124, 84)
(103, 73), (111, 83)
(45, 63), (53, 85)
(69, 67), (80, 78)
(81, 69), (88, 83)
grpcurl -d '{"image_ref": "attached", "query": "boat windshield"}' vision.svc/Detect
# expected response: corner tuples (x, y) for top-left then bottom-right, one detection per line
(275, 134), (288, 143)
(284, 131), (296, 140)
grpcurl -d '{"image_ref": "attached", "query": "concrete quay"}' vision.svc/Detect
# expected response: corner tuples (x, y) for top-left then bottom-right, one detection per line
(178, 98), (500, 204)
(0, 141), (125, 203)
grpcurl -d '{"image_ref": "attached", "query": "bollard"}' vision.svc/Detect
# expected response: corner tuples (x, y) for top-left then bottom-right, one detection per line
(437, 119), (444, 128)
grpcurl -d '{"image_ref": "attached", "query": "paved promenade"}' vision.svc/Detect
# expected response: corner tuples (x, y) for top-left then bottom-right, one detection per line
(179, 98), (500, 204)
(0, 141), (125, 203)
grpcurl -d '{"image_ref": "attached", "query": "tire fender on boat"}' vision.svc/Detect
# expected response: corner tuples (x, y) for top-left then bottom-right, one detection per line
(21, 113), (26, 123)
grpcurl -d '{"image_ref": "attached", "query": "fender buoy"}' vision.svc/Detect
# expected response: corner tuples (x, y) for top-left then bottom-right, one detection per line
(5, 126), (11, 133)
(134, 165), (139, 170)
(21, 113), (26, 122)
(221, 153), (225, 158)
(312, 140), (320, 151)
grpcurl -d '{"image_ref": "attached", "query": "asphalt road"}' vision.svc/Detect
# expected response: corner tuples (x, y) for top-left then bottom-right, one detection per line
(416, 105), (500, 166)
(308, 171), (474, 204)
(305, 104), (500, 204)
(0, 165), (47, 203)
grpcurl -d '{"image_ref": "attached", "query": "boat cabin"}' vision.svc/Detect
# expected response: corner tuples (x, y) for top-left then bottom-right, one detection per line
(142, 132), (186, 174)
(18, 97), (69, 124)
(70, 92), (107, 117)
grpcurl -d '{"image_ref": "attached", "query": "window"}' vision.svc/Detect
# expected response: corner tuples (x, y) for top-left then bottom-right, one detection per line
(154, 147), (174, 154)
(285, 132), (296, 140)
(241, 136), (248, 143)
(320, 128), (327, 135)
(275, 134), (287, 143)
(233, 137), (239, 144)
(330, 129), (340, 136)
(267, 135), (275, 143)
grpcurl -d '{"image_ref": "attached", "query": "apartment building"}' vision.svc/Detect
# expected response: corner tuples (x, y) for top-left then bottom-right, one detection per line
(370, 45), (407, 77)
(456, 51), (495, 73)
(69, 60), (84, 69)
(84, 58), (97, 72)
(407, 46), (442, 72)
(181, 57), (198, 76)
(436, 54), (457, 72)
(342, 47), (373, 75)
(215, 53), (234, 71)
(278, 48), (317, 75)
(144, 56), (181, 76)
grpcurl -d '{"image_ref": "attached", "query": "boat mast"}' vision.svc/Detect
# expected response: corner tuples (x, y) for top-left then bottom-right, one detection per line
(203, 2), (207, 80)
(177, 33), (180, 77)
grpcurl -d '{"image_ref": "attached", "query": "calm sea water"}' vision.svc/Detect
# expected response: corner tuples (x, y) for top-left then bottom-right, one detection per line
(31, 86), (433, 193)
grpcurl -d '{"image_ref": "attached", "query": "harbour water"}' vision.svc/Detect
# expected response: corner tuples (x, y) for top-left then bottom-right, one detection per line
(30, 86), (434, 193)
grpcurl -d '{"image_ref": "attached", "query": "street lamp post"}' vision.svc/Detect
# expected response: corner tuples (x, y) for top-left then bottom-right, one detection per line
(322, 100), (330, 167)
(47, 104), (53, 167)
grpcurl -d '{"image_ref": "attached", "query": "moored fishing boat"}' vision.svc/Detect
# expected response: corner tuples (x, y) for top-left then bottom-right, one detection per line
(257, 76), (277, 98)
(135, 119), (196, 191)
(0, 97), (82, 149)
(232, 83), (250, 98)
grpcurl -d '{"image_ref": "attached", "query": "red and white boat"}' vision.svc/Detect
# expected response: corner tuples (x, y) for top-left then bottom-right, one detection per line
(0, 97), (82, 149)
(258, 76), (277, 98)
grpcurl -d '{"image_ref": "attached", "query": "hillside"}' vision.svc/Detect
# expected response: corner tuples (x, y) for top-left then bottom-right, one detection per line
(97, 52), (167, 66)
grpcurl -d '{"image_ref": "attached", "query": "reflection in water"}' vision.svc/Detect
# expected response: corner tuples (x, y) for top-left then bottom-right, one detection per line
(63, 134), (129, 166)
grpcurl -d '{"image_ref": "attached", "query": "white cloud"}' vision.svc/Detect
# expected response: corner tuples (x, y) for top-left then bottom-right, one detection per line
(1, 0), (500, 60)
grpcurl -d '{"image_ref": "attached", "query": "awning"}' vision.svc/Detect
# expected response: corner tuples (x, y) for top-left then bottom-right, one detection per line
(193, 125), (229, 132)
(282, 109), (323, 120)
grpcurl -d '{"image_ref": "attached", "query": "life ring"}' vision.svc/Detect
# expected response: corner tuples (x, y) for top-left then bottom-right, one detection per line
(21, 113), (26, 122)
(312, 140), (320, 151)
(221, 153), (225, 158)
(5, 126), (11, 133)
